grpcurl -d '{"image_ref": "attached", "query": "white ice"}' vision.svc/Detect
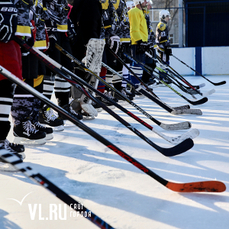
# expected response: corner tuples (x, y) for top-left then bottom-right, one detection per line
(0, 76), (229, 229)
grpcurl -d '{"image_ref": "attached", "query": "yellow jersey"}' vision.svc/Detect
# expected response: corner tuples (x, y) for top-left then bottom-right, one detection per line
(128, 7), (148, 45)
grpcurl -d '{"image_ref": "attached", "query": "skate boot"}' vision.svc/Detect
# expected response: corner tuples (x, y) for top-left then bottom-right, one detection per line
(0, 139), (25, 161)
(39, 105), (64, 132)
(59, 104), (83, 121)
(13, 120), (46, 145)
(0, 139), (27, 171)
(33, 121), (54, 140)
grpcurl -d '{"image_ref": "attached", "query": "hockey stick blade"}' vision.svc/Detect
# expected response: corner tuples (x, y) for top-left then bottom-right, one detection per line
(187, 96), (208, 106)
(168, 129), (199, 145)
(155, 138), (194, 157)
(0, 152), (114, 229)
(212, 80), (226, 86)
(197, 83), (205, 88)
(184, 83), (205, 91)
(185, 88), (215, 97)
(171, 109), (202, 115)
(166, 180), (226, 192)
(202, 89), (215, 97)
(173, 105), (190, 110)
(160, 121), (191, 131)
(187, 83), (205, 90)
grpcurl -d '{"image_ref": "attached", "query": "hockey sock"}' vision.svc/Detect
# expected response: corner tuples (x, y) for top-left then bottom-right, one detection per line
(97, 67), (106, 93)
(0, 121), (11, 140)
(121, 64), (129, 89)
(54, 74), (71, 107)
(0, 80), (14, 123)
(129, 63), (143, 86)
(43, 74), (55, 100)
(11, 96), (34, 125)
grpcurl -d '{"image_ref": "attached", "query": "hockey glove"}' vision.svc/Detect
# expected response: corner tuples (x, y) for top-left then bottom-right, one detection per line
(136, 40), (148, 53)
(0, 2), (18, 43)
(164, 40), (171, 48)
(109, 35), (120, 54)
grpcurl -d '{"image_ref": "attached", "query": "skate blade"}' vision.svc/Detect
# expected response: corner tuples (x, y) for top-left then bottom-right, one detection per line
(18, 152), (26, 160)
(53, 125), (64, 132)
(14, 137), (46, 146)
(46, 133), (54, 140)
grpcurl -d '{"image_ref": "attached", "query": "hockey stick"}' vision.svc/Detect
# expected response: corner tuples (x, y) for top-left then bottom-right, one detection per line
(101, 62), (190, 111)
(50, 48), (195, 148)
(125, 52), (208, 104)
(102, 62), (203, 113)
(144, 52), (206, 91)
(139, 87), (202, 115)
(0, 151), (114, 229)
(124, 52), (208, 106)
(156, 69), (198, 99)
(106, 45), (158, 95)
(105, 46), (202, 113)
(146, 52), (207, 90)
(171, 54), (227, 86)
(55, 43), (195, 133)
(141, 62), (199, 99)
(14, 37), (194, 155)
(142, 60), (206, 100)
(101, 62), (202, 116)
(0, 65), (226, 192)
(153, 54), (216, 97)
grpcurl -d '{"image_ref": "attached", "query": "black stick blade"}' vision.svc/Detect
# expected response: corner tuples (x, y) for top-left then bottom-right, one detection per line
(188, 97), (208, 106)
(213, 80), (226, 86)
(159, 138), (194, 157)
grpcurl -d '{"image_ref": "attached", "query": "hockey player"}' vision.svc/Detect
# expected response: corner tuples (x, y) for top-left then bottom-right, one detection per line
(40, 0), (83, 127)
(155, 9), (172, 84)
(97, 0), (122, 103)
(128, 0), (148, 87)
(69, 0), (106, 117)
(11, 0), (48, 145)
(142, 0), (157, 85)
(126, 1), (134, 10)
(111, 0), (134, 101)
(60, 0), (101, 119)
(29, 1), (54, 140)
(0, 0), (25, 160)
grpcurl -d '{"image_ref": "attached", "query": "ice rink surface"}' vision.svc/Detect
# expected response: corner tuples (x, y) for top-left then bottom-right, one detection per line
(0, 76), (229, 229)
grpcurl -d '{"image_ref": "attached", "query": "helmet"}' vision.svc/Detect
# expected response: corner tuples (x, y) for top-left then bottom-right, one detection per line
(159, 10), (170, 20)
(126, 1), (134, 9)
(133, 0), (145, 6)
